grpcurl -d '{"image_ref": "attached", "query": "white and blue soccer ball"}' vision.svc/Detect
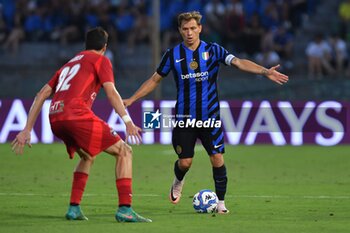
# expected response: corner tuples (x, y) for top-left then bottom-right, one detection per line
(192, 189), (218, 213)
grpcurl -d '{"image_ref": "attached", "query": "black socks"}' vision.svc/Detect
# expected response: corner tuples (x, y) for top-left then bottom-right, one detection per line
(213, 165), (227, 201)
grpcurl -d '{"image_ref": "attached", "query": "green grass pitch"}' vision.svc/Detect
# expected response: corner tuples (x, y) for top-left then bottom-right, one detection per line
(0, 143), (350, 233)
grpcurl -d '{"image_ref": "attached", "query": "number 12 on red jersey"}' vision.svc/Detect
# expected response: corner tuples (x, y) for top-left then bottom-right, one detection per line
(55, 64), (81, 93)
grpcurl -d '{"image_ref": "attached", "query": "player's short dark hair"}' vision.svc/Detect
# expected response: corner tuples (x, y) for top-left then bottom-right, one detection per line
(85, 27), (108, 50)
(177, 11), (202, 27)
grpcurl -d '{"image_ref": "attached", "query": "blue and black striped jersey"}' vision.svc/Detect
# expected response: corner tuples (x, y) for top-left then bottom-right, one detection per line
(156, 41), (235, 121)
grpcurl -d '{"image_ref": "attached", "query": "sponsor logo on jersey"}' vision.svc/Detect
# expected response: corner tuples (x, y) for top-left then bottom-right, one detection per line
(49, 100), (64, 114)
(180, 71), (209, 82)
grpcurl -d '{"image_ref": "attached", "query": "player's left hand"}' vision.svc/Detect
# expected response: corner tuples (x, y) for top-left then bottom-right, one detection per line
(125, 122), (142, 145)
(11, 130), (32, 155)
(123, 98), (134, 107)
(265, 64), (289, 85)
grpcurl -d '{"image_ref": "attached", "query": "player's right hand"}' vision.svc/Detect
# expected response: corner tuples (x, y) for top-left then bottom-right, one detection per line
(11, 130), (32, 155)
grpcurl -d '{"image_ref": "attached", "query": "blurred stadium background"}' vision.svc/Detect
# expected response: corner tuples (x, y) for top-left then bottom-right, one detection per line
(0, 0), (349, 100)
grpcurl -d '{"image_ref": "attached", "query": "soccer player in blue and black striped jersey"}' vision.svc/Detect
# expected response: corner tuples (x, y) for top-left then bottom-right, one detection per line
(124, 11), (288, 213)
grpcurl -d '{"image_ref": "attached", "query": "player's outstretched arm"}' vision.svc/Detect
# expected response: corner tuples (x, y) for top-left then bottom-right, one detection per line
(103, 82), (142, 144)
(12, 84), (53, 155)
(231, 57), (289, 85)
(123, 72), (162, 107)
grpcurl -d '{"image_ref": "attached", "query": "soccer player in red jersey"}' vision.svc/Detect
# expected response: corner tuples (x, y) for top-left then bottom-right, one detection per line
(11, 27), (151, 223)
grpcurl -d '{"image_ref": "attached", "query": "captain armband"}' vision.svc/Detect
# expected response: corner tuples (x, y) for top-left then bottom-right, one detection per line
(225, 54), (235, 66)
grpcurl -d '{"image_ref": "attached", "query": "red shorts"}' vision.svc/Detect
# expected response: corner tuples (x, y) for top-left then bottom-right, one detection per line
(50, 116), (121, 159)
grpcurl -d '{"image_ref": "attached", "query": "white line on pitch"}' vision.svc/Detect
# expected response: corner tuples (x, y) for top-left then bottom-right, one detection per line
(0, 193), (349, 199)
(231, 195), (350, 199)
(0, 193), (159, 197)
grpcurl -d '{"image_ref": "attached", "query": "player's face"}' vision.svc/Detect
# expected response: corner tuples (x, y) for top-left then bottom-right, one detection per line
(179, 19), (202, 47)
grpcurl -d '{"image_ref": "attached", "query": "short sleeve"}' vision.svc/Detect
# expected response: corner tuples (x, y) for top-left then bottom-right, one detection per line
(212, 43), (235, 66)
(47, 71), (59, 90)
(96, 56), (114, 84)
(156, 49), (171, 77)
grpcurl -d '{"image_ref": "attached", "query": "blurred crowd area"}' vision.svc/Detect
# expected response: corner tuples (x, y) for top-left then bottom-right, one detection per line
(1, 0), (350, 80)
(0, 1), (313, 63)
(304, 0), (350, 80)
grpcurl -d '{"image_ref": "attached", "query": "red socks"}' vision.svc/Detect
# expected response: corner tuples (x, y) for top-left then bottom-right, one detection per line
(116, 178), (132, 206)
(69, 173), (132, 207)
(69, 172), (88, 205)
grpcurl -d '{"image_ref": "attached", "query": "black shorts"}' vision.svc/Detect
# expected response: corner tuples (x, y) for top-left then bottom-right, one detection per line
(172, 126), (225, 158)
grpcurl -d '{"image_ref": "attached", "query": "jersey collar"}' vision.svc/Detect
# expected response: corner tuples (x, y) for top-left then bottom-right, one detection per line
(181, 40), (202, 52)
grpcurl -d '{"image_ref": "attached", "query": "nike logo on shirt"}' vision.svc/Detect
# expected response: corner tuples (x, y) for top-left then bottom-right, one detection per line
(175, 58), (185, 63)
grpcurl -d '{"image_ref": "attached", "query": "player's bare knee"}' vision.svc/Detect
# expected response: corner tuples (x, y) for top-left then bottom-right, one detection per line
(89, 156), (95, 164)
(117, 142), (132, 159)
(210, 154), (224, 167)
(123, 143), (133, 158)
(84, 156), (95, 166)
(77, 149), (94, 163)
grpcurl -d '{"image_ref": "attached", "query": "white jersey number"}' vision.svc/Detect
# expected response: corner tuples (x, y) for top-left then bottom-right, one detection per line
(55, 64), (81, 92)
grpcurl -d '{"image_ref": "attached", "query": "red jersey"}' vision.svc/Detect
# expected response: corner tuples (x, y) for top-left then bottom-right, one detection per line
(48, 51), (114, 122)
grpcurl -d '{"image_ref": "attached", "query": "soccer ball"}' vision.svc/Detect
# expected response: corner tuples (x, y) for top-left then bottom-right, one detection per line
(192, 189), (218, 213)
